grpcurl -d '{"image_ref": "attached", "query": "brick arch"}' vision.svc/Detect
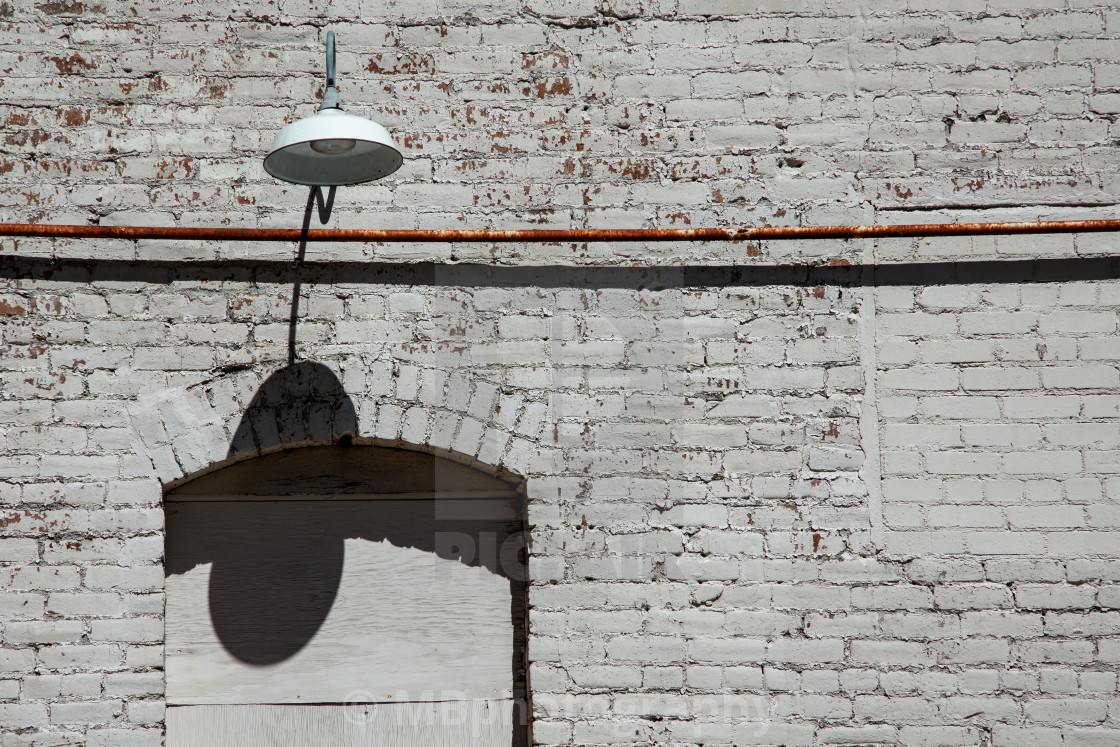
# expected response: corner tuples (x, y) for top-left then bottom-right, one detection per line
(125, 359), (538, 490)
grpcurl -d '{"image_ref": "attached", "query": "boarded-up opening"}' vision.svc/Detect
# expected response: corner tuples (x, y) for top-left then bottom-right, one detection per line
(165, 445), (528, 747)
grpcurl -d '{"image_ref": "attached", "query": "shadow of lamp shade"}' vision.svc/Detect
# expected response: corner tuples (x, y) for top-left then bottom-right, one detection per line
(264, 31), (403, 186)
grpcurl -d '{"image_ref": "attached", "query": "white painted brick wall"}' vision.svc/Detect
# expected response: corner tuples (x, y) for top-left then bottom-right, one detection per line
(2, 1), (1120, 745)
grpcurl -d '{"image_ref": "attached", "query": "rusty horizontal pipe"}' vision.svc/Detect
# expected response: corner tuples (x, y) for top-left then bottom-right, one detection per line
(2, 219), (1120, 243)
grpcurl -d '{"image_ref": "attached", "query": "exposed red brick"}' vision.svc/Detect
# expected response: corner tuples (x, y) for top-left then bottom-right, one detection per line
(521, 52), (569, 70)
(533, 77), (572, 98)
(619, 159), (655, 180)
(47, 52), (96, 74)
(155, 157), (194, 179)
(366, 53), (435, 75)
(0, 299), (26, 315)
(37, 0), (95, 13)
(4, 130), (53, 147)
(58, 106), (89, 126)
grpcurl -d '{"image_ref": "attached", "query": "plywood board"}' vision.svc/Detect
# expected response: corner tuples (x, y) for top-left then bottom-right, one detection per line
(166, 701), (514, 747)
(165, 499), (523, 705)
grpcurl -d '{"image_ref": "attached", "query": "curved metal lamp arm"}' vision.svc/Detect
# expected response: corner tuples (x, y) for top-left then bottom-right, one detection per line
(319, 30), (341, 110)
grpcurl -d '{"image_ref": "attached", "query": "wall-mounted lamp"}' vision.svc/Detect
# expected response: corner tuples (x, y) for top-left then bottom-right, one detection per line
(263, 32), (403, 186)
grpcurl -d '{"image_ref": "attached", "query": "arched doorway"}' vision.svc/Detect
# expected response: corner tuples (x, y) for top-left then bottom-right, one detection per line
(164, 444), (528, 746)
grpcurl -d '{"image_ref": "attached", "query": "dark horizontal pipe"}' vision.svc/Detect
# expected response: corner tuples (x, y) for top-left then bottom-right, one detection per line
(2, 219), (1120, 243)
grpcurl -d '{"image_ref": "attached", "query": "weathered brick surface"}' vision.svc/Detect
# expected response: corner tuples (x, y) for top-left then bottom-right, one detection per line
(2, 1), (1120, 745)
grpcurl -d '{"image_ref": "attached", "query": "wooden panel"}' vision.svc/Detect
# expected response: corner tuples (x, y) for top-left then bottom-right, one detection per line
(166, 701), (514, 747)
(170, 446), (518, 498)
(165, 499), (523, 705)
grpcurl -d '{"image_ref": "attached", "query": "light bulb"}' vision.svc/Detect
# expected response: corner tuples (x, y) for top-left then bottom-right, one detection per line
(310, 138), (357, 155)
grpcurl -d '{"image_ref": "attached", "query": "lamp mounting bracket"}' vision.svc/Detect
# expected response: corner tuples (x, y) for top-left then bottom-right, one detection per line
(320, 30), (341, 111)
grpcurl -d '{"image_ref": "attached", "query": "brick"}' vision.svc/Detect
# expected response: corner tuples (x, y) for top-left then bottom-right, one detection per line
(1004, 451), (1082, 475)
(608, 636), (686, 663)
(39, 644), (122, 669)
(0, 704), (48, 729)
(961, 367), (1040, 391)
(768, 639), (845, 663)
(85, 729), (162, 747)
(961, 611), (1043, 638)
(851, 585), (934, 610)
(11, 566), (81, 590)
(921, 396), (1001, 419)
(1003, 396), (1081, 419)
(84, 566), (163, 592)
(5, 620), (85, 644)
(882, 369), (960, 392)
(103, 672), (163, 696)
(1007, 506), (1085, 529)
(854, 695), (936, 721)
(932, 638), (1011, 664)
(992, 727), (1062, 747)
(926, 452), (1001, 475)
(851, 640), (932, 666)
(1016, 640), (1096, 664)
(961, 424), (1040, 447)
(1024, 698), (1108, 724)
(1043, 612), (1120, 636)
(987, 559), (1066, 583)
(818, 725), (898, 744)
(959, 312), (1037, 335)
(939, 696), (1021, 722)
(50, 700), (122, 725)
(934, 584), (1014, 610)
(1016, 585), (1097, 610)
(1042, 366), (1120, 389)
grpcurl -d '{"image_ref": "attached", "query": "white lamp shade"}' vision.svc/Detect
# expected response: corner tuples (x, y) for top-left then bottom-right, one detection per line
(263, 109), (403, 186)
